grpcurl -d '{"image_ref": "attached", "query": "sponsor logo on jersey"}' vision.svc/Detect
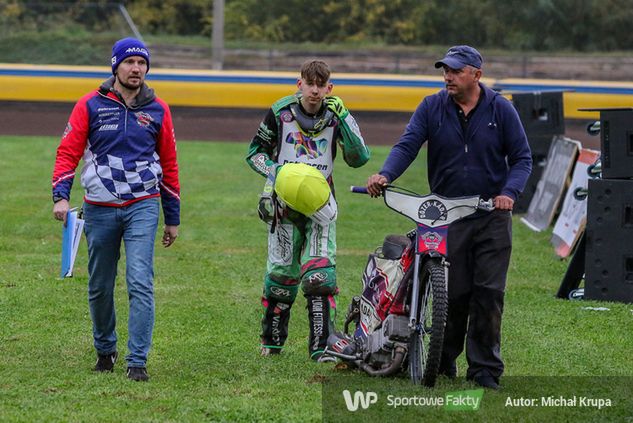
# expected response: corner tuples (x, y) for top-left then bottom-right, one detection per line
(98, 111), (119, 119)
(98, 124), (119, 131)
(135, 111), (154, 127)
(285, 132), (328, 159)
(281, 160), (329, 173)
(62, 122), (72, 139)
(125, 47), (148, 55)
(280, 111), (293, 123)
(252, 153), (271, 175)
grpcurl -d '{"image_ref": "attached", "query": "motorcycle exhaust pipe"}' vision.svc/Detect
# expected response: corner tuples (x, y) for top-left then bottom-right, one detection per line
(358, 346), (406, 377)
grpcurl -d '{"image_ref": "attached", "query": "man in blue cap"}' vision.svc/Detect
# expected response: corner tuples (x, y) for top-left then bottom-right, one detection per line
(52, 37), (180, 382)
(367, 45), (532, 389)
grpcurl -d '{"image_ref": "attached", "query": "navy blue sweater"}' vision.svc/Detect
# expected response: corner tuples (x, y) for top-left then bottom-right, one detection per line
(380, 84), (532, 201)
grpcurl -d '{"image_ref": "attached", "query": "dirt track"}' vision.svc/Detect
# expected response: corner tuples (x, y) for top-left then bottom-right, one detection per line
(0, 101), (597, 149)
(0, 101), (416, 145)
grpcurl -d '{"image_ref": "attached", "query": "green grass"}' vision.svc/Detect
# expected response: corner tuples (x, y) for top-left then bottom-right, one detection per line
(0, 30), (119, 66)
(3, 30), (633, 67)
(0, 136), (631, 422)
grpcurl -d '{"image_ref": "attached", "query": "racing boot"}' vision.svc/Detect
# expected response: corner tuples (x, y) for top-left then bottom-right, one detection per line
(306, 295), (336, 362)
(260, 297), (292, 355)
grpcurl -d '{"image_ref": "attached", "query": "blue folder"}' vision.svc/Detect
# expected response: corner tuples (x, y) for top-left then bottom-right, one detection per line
(60, 208), (84, 278)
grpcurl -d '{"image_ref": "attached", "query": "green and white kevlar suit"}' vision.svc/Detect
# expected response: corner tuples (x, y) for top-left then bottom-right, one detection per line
(246, 94), (370, 359)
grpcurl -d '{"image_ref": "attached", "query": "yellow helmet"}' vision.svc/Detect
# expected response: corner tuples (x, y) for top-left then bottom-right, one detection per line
(274, 163), (337, 224)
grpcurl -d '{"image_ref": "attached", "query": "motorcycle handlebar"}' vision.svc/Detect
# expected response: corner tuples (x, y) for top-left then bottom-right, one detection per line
(478, 199), (495, 212)
(352, 185), (495, 211)
(350, 185), (369, 194)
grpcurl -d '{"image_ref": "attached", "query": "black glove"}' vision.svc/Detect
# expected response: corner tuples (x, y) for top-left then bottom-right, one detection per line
(258, 196), (274, 223)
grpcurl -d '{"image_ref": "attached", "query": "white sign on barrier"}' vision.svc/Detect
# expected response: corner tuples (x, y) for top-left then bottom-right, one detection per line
(551, 148), (600, 258)
(521, 136), (581, 232)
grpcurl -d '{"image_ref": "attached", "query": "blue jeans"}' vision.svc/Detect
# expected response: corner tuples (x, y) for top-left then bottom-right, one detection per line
(83, 198), (159, 368)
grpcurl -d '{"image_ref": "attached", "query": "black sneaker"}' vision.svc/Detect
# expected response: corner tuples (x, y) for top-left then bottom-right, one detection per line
(94, 351), (118, 372)
(127, 367), (149, 382)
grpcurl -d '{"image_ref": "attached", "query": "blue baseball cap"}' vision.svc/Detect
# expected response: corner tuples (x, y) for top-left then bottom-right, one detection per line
(434, 45), (483, 70)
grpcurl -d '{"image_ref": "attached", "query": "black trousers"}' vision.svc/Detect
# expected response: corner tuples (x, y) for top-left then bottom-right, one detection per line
(440, 210), (512, 380)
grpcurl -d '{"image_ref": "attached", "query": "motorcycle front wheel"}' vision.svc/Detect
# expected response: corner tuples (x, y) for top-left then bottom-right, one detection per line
(408, 258), (448, 387)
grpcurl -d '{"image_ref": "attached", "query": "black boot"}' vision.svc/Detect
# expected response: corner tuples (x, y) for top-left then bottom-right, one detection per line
(261, 297), (292, 354)
(306, 295), (336, 361)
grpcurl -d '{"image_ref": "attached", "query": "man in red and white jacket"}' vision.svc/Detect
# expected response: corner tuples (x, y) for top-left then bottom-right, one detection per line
(52, 38), (180, 382)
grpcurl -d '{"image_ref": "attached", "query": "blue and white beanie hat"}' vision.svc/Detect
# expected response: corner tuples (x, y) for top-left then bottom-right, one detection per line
(111, 37), (150, 75)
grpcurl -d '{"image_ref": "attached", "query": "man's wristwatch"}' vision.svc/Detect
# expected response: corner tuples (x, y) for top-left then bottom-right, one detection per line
(53, 195), (65, 203)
